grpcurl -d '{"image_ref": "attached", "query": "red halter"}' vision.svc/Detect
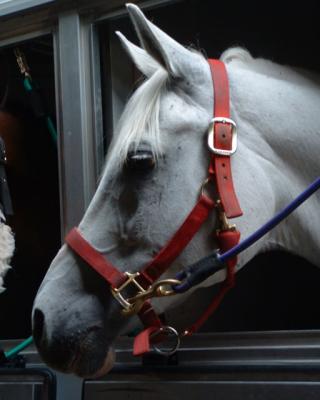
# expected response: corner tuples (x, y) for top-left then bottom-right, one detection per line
(65, 59), (242, 356)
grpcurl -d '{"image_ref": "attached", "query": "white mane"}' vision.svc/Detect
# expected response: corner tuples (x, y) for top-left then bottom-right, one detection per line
(220, 47), (253, 64)
(105, 67), (168, 175)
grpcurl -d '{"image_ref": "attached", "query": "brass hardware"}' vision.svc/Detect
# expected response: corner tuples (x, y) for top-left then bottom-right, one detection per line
(111, 274), (181, 317)
(200, 177), (211, 198)
(111, 272), (145, 313)
(216, 200), (236, 232)
(200, 183), (236, 232)
(200, 177), (216, 201)
(130, 278), (181, 301)
(125, 278), (181, 316)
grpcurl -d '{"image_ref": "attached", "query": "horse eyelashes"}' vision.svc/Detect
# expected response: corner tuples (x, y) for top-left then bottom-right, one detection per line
(124, 150), (156, 173)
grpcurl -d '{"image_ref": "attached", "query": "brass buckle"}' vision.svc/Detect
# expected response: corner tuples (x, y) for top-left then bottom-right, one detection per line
(111, 273), (181, 316)
(111, 272), (146, 314)
(207, 117), (237, 156)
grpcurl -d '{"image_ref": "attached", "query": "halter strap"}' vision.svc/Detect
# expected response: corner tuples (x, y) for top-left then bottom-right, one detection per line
(133, 60), (242, 354)
(66, 227), (127, 288)
(208, 59), (242, 218)
(136, 194), (215, 288)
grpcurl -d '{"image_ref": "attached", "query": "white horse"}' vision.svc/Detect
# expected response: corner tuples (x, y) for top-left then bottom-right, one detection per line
(32, 4), (320, 378)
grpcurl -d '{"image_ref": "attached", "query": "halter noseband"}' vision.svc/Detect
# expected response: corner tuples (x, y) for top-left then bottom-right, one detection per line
(65, 59), (242, 356)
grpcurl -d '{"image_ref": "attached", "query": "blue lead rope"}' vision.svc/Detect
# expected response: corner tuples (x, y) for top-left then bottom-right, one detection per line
(174, 177), (320, 293)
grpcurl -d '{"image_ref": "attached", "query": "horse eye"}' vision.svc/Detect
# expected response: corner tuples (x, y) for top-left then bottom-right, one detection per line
(125, 150), (155, 172)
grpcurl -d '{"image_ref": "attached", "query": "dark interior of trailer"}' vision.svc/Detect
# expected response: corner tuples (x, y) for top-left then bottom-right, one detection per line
(0, 36), (60, 339)
(99, 0), (320, 332)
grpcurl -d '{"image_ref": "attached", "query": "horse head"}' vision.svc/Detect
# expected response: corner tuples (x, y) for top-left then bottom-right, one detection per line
(32, 3), (320, 378)
(32, 4), (222, 377)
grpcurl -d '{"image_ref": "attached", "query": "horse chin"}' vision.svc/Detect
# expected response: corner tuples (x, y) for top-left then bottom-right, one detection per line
(70, 347), (116, 378)
(33, 316), (117, 378)
(84, 348), (115, 378)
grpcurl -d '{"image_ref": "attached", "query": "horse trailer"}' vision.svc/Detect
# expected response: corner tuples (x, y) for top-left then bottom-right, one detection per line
(1, 0), (320, 399)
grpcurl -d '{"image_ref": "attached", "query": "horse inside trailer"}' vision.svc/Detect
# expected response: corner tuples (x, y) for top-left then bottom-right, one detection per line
(0, 1), (320, 399)
(32, 2), (320, 379)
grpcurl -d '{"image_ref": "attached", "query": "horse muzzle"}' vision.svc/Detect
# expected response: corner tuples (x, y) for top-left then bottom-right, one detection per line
(32, 306), (115, 378)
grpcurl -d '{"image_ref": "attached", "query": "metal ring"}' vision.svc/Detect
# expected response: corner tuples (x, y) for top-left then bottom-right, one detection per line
(199, 177), (219, 205)
(151, 326), (180, 356)
(200, 177), (217, 201)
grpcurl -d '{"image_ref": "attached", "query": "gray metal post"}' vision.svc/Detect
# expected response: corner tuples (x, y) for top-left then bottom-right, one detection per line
(55, 371), (83, 400)
(55, 11), (103, 236)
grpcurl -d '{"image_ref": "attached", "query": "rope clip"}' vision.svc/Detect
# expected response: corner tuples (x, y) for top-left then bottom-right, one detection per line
(111, 273), (181, 316)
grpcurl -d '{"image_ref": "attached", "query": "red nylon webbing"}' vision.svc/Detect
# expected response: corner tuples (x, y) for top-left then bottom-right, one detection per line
(208, 59), (242, 218)
(136, 194), (215, 288)
(184, 229), (240, 335)
(65, 228), (127, 289)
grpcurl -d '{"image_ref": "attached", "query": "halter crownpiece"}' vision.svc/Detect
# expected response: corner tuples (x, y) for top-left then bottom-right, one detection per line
(207, 59), (242, 218)
(65, 59), (242, 356)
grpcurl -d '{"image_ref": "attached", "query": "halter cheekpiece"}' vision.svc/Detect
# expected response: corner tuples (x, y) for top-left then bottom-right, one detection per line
(65, 59), (243, 356)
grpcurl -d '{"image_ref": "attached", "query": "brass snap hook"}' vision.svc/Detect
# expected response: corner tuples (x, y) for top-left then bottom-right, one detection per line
(124, 279), (182, 316)
(150, 279), (182, 297)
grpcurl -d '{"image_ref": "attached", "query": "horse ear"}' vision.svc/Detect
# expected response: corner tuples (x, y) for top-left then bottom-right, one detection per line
(116, 31), (161, 78)
(126, 3), (190, 77)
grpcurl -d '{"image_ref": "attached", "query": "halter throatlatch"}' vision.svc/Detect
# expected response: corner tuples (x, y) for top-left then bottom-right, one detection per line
(65, 59), (242, 356)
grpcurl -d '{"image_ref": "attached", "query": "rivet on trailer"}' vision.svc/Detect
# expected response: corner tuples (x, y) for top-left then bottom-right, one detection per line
(1, 1), (320, 400)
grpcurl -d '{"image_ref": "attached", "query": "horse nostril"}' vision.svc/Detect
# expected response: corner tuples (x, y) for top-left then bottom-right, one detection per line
(33, 308), (45, 344)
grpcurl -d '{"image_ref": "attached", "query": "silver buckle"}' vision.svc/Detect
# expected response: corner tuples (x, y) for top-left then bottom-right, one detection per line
(207, 117), (237, 156)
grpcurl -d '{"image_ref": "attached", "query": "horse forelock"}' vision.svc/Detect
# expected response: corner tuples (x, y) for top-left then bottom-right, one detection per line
(104, 67), (169, 176)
